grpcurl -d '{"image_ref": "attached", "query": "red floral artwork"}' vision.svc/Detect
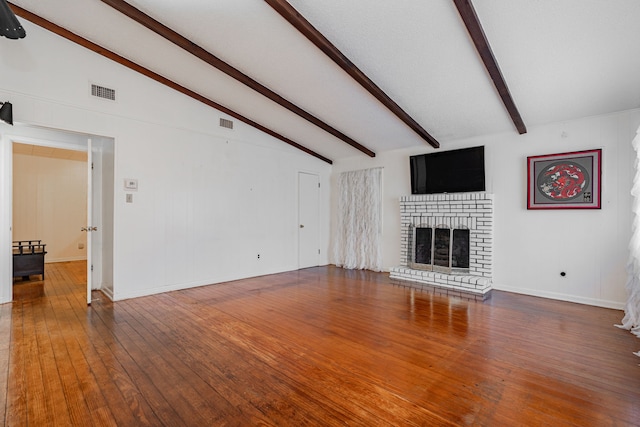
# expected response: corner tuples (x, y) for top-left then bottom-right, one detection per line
(527, 148), (601, 209)
(537, 162), (589, 201)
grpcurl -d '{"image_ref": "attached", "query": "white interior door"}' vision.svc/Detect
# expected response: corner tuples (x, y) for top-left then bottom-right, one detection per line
(85, 138), (105, 305)
(298, 172), (320, 268)
(85, 139), (93, 305)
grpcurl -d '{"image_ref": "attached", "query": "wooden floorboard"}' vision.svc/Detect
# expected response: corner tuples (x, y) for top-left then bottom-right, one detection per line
(2, 261), (640, 426)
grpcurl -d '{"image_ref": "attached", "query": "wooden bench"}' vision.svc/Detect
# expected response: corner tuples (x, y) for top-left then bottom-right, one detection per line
(13, 240), (47, 281)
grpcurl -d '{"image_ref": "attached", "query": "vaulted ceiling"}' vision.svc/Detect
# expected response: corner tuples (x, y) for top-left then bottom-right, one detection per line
(7, 0), (640, 163)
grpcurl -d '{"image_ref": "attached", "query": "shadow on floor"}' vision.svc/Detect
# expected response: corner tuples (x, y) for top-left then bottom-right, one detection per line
(13, 275), (45, 300)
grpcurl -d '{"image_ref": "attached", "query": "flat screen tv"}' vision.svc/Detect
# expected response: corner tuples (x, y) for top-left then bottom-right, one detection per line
(410, 146), (485, 194)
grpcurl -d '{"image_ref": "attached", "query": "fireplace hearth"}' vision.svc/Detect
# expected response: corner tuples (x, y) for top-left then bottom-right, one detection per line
(389, 192), (493, 300)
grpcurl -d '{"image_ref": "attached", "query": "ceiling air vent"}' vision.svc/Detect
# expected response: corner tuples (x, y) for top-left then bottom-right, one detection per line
(91, 84), (116, 101)
(219, 118), (234, 129)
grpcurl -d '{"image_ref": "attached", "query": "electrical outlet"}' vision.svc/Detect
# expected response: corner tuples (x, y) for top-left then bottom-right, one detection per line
(126, 193), (133, 203)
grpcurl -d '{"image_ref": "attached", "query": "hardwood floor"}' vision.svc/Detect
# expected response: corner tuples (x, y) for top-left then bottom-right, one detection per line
(2, 261), (640, 426)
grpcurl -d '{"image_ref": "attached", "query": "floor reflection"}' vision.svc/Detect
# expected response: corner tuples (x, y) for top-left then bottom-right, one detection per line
(407, 289), (469, 337)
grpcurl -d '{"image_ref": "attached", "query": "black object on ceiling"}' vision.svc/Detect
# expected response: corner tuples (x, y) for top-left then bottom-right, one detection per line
(0, 0), (26, 39)
(0, 102), (13, 125)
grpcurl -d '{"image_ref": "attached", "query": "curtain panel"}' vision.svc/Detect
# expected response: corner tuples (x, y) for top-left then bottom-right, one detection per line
(333, 167), (383, 272)
(618, 125), (640, 358)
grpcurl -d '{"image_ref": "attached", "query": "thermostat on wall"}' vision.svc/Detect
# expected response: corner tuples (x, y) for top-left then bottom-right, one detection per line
(124, 178), (138, 191)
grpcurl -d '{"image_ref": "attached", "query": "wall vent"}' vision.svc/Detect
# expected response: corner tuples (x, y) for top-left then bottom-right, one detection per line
(219, 118), (234, 129)
(91, 84), (116, 101)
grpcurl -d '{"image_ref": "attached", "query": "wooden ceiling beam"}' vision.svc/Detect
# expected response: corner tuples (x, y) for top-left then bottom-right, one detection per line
(265, 0), (440, 149)
(453, 0), (527, 134)
(100, 0), (375, 157)
(9, 3), (333, 164)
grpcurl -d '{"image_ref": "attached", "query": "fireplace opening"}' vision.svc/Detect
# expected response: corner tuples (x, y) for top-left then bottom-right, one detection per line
(434, 228), (450, 267)
(414, 227), (432, 265)
(411, 226), (470, 273)
(452, 229), (470, 269)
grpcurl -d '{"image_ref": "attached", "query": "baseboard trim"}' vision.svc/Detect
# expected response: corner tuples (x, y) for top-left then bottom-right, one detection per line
(98, 287), (114, 302)
(46, 257), (87, 263)
(493, 284), (625, 310)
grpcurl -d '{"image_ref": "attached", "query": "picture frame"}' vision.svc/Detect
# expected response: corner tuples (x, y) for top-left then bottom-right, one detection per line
(527, 148), (601, 210)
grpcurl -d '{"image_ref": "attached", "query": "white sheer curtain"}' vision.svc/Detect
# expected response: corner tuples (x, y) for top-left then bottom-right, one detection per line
(618, 125), (640, 358)
(333, 167), (383, 271)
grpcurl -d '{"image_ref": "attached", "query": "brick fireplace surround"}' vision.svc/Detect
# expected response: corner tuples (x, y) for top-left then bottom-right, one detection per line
(389, 192), (494, 301)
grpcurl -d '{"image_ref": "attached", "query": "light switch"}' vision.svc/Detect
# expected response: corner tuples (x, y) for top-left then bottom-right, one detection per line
(124, 178), (138, 191)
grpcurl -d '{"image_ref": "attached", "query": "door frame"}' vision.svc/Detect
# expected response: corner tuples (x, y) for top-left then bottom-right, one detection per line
(1, 128), (113, 304)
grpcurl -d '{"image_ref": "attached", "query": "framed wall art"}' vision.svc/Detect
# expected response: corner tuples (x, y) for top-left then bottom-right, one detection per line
(527, 148), (601, 209)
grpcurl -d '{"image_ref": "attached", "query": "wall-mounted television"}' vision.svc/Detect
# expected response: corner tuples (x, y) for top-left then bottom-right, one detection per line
(410, 146), (485, 194)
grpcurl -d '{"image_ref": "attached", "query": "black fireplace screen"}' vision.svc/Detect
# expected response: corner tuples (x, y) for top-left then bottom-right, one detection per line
(413, 227), (470, 270)
(433, 228), (450, 267)
(414, 227), (432, 264)
(452, 229), (470, 268)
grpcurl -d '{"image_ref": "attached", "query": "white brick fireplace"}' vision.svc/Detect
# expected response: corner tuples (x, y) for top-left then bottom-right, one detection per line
(389, 192), (494, 300)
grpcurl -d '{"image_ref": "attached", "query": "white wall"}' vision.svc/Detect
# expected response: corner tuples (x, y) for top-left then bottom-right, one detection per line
(0, 21), (331, 303)
(332, 109), (640, 309)
(13, 152), (87, 262)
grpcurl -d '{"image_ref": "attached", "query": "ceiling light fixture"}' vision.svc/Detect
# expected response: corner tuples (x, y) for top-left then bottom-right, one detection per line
(0, 102), (14, 125)
(0, 0), (26, 39)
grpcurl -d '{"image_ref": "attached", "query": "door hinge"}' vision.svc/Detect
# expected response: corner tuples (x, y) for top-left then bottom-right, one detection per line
(91, 162), (94, 170)
(318, 249), (320, 254)
(91, 264), (94, 271)
(318, 182), (320, 188)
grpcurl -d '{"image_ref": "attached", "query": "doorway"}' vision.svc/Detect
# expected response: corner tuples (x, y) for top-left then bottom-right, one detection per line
(12, 143), (87, 300)
(1, 126), (114, 304)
